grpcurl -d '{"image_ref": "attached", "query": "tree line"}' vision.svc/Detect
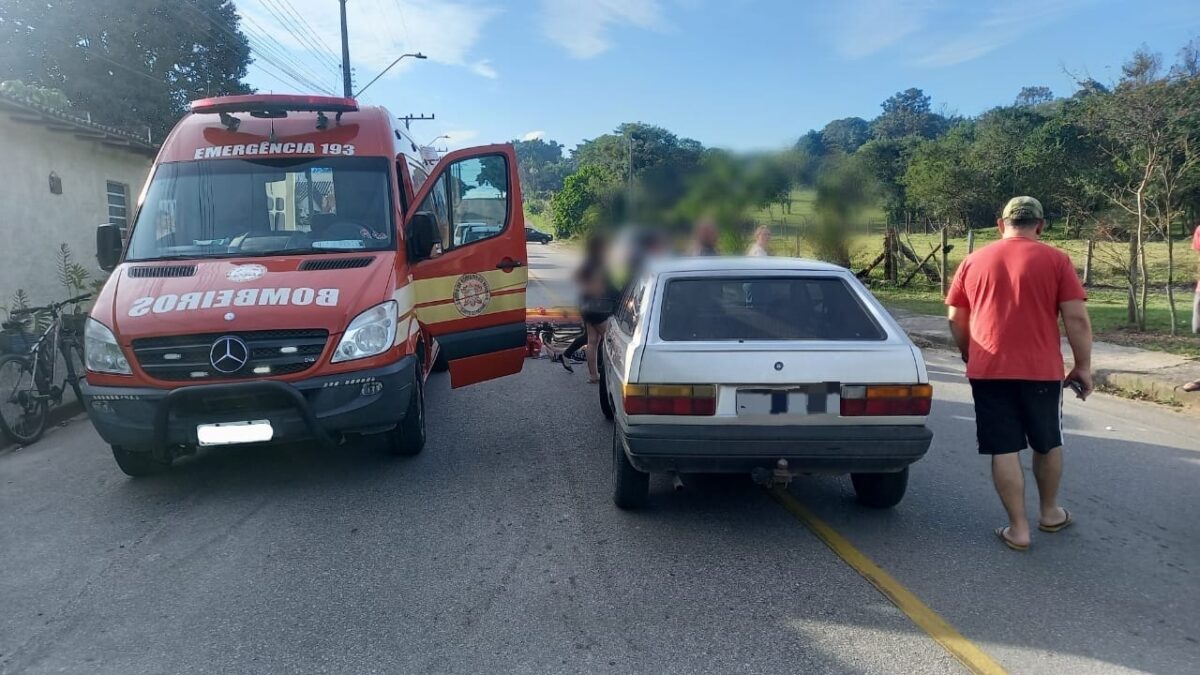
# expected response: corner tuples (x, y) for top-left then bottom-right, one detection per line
(518, 39), (1199, 331)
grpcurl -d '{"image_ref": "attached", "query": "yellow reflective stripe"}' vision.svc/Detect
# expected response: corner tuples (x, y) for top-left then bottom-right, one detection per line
(413, 267), (528, 304)
(415, 290), (525, 325)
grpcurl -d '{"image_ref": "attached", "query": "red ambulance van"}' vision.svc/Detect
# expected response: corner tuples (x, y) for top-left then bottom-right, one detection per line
(82, 95), (527, 475)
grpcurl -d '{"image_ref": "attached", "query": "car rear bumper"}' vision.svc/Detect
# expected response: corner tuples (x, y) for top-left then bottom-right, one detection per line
(81, 356), (416, 451)
(618, 421), (932, 474)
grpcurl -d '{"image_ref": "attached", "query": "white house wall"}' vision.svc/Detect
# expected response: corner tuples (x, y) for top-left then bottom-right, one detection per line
(0, 115), (152, 308)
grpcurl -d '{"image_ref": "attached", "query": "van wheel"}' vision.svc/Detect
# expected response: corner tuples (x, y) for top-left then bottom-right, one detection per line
(611, 429), (648, 509)
(111, 445), (169, 477)
(388, 372), (426, 456)
(851, 467), (908, 508)
(598, 350), (614, 421)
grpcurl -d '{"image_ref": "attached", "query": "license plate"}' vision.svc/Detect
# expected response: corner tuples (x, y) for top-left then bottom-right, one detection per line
(197, 420), (274, 446)
(736, 385), (835, 416)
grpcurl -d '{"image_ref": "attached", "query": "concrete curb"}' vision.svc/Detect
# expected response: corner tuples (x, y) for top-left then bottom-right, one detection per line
(893, 311), (1200, 416)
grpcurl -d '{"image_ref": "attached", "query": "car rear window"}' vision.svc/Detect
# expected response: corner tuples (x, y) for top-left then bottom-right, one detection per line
(658, 276), (886, 341)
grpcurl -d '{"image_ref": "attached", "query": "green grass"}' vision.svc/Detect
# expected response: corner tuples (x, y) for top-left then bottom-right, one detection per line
(871, 285), (1200, 358)
(523, 201), (553, 235)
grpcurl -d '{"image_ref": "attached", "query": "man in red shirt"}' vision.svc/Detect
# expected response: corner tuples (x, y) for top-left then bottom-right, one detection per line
(946, 196), (1093, 551)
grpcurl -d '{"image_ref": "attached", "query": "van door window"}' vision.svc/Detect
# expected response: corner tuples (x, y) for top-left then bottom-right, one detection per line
(411, 155), (509, 253)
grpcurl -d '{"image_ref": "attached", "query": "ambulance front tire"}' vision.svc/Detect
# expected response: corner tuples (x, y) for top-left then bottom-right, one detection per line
(387, 372), (426, 456)
(111, 445), (170, 477)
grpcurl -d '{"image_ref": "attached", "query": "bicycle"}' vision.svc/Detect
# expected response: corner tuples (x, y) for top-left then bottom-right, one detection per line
(0, 293), (92, 445)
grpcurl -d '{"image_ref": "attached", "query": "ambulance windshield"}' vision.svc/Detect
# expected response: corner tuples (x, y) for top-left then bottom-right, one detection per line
(125, 156), (394, 261)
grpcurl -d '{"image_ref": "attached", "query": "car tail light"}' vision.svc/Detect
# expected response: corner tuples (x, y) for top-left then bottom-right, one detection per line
(840, 384), (932, 416)
(623, 384), (716, 416)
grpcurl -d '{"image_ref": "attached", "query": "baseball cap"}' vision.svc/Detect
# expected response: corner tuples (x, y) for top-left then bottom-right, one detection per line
(1002, 196), (1044, 221)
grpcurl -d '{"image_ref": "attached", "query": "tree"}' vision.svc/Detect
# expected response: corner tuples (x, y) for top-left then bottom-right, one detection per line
(856, 136), (921, 225)
(1079, 47), (1200, 328)
(0, 0), (252, 140)
(1015, 86), (1054, 107)
(820, 117), (870, 154)
(871, 88), (945, 140)
(902, 124), (986, 230)
(549, 165), (620, 238)
(512, 138), (568, 195)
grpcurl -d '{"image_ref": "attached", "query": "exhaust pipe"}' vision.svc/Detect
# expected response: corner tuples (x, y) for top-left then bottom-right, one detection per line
(671, 472), (685, 492)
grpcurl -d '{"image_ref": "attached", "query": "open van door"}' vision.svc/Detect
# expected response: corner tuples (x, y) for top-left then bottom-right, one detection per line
(405, 144), (527, 388)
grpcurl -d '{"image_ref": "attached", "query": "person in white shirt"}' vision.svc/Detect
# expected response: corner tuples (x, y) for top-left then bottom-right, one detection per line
(746, 225), (771, 256)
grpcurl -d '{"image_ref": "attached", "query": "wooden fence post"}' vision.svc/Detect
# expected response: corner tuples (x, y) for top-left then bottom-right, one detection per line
(940, 227), (949, 296)
(1084, 238), (1094, 287)
(966, 229), (975, 254)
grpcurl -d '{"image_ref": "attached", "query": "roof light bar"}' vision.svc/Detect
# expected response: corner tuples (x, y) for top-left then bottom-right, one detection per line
(189, 95), (359, 116)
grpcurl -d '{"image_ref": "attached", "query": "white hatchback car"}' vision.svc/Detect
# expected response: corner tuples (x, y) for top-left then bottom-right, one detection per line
(600, 257), (933, 510)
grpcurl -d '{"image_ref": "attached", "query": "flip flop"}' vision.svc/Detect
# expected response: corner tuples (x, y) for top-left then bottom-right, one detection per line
(995, 526), (1029, 552)
(1038, 509), (1074, 533)
(1182, 381), (1200, 393)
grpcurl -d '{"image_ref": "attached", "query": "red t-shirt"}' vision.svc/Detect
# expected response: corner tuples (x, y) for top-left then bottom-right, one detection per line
(946, 238), (1087, 381)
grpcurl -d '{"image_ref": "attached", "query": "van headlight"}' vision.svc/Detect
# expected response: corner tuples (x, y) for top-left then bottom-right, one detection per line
(84, 318), (131, 375)
(332, 301), (398, 363)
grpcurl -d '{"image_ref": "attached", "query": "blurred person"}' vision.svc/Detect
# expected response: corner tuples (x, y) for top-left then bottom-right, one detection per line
(559, 233), (617, 382)
(946, 196), (1092, 552)
(746, 225), (771, 256)
(1192, 221), (1200, 335)
(689, 219), (719, 256)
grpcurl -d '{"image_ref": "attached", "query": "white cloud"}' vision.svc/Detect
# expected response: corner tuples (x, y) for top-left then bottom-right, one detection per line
(908, 0), (1092, 67)
(521, 130), (546, 141)
(539, 0), (667, 59)
(239, 0), (500, 92)
(820, 0), (1093, 67)
(822, 0), (937, 60)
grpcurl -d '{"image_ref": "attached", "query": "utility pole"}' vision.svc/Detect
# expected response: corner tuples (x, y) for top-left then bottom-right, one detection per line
(339, 0), (353, 97)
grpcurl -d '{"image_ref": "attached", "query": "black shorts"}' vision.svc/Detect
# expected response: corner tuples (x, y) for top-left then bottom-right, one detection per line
(969, 379), (1063, 455)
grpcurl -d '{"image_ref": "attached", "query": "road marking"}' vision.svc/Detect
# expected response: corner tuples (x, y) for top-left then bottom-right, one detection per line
(768, 487), (1008, 675)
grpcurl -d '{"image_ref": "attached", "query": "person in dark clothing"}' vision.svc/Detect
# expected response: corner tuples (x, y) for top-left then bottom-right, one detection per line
(557, 234), (616, 382)
(689, 219), (720, 256)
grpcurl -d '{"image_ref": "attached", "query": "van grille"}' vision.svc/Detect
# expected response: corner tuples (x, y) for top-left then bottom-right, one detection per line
(298, 257), (373, 271)
(128, 265), (196, 278)
(131, 329), (329, 381)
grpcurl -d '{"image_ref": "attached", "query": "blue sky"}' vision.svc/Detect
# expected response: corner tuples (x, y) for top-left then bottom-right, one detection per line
(240, 0), (1200, 153)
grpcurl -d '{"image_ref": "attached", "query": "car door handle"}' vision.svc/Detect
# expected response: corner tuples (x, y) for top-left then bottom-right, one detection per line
(496, 257), (524, 271)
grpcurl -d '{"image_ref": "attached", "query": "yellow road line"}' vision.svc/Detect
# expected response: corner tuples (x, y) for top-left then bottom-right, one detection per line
(768, 487), (1008, 675)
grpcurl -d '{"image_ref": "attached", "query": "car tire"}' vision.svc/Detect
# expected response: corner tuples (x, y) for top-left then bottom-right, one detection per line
(611, 428), (648, 510)
(598, 349), (614, 421)
(111, 445), (169, 477)
(851, 467), (909, 508)
(388, 371), (426, 456)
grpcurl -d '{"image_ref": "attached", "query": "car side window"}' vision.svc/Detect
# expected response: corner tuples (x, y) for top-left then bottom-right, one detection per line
(448, 155), (508, 248)
(616, 276), (646, 335)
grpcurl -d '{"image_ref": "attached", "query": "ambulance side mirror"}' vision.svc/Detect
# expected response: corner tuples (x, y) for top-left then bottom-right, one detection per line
(96, 223), (123, 272)
(408, 212), (440, 262)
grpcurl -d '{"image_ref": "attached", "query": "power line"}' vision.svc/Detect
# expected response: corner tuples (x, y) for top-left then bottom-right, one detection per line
(274, 0), (343, 69)
(258, 0), (341, 72)
(239, 17), (335, 92)
(178, 1), (333, 94)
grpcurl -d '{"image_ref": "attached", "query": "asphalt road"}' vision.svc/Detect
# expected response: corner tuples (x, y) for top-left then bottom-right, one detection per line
(1, 245), (1197, 674)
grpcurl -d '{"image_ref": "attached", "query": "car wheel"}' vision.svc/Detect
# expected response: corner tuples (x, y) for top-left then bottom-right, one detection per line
(388, 371), (426, 456)
(611, 428), (648, 509)
(111, 445), (169, 477)
(598, 349), (614, 421)
(851, 467), (909, 508)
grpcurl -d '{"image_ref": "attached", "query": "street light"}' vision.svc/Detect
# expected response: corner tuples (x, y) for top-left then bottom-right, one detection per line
(354, 52), (427, 98)
(426, 134), (450, 146)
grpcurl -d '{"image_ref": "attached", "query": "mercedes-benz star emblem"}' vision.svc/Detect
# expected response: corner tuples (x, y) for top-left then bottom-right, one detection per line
(209, 335), (249, 374)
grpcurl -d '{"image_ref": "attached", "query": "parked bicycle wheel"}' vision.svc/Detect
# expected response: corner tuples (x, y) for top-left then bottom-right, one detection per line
(0, 354), (48, 444)
(62, 336), (87, 404)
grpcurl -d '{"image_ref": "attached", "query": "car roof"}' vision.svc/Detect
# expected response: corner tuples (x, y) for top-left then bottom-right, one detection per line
(645, 256), (850, 275)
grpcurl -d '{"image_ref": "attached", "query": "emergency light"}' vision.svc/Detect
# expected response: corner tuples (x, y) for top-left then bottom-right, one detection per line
(189, 95), (359, 116)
